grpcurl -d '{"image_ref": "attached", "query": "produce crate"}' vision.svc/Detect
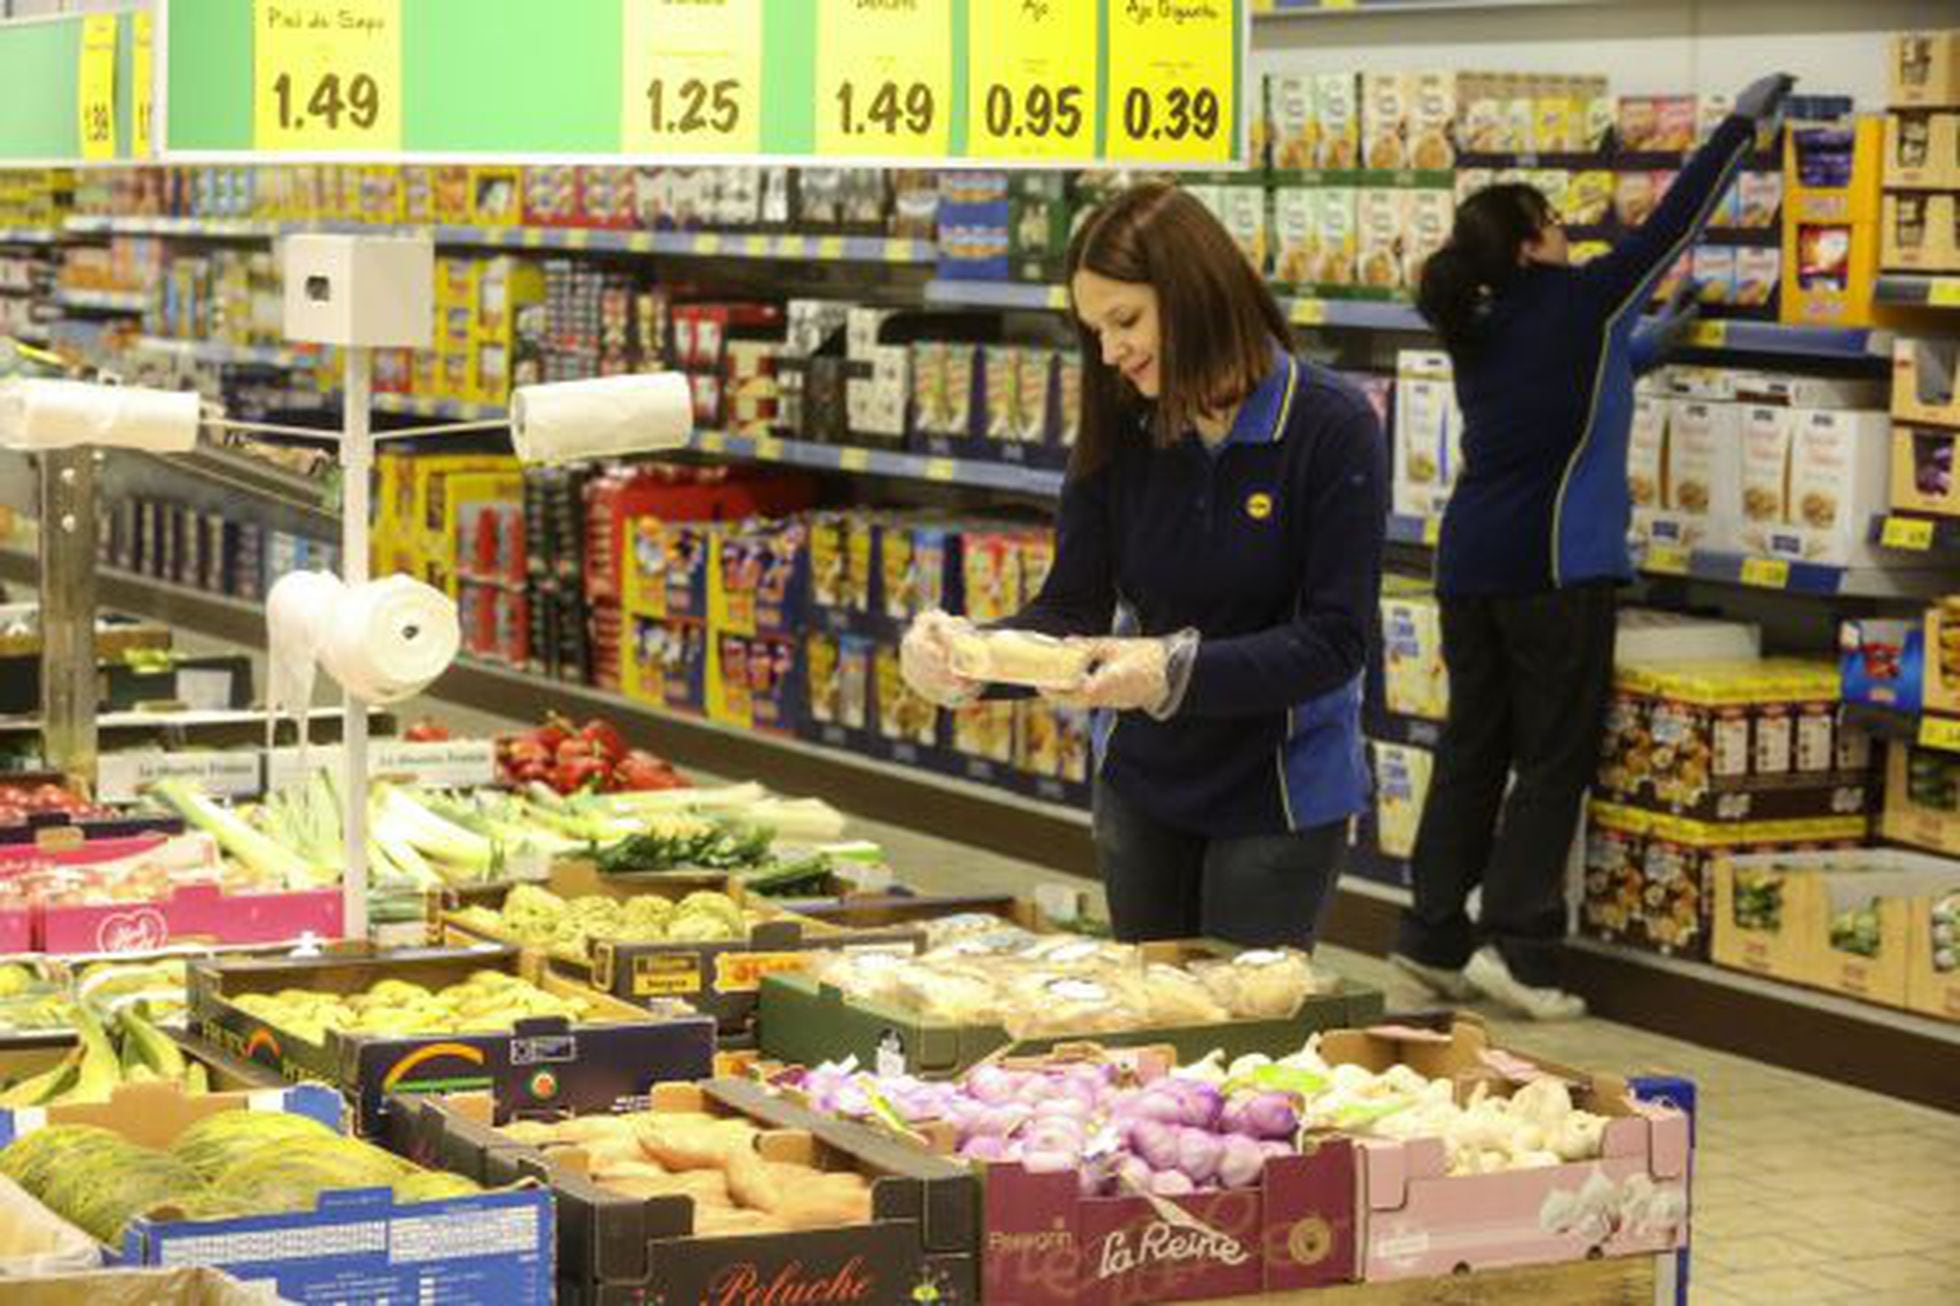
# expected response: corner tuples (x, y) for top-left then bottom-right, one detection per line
(188, 944), (716, 1133)
(383, 1079), (979, 1306)
(756, 948), (1389, 1077)
(0, 811), (184, 847)
(441, 860), (921, 1032)
(36, 881), (344, 956)
(0, 1081), (553, 1304)
(0, 1266), (285, 1305)
(1327, 1022), (1691, 1282)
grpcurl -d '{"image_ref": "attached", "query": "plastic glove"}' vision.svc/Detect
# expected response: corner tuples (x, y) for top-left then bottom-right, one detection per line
(1045, 637), (1175, 714)
(1631, 278), (1701, 373)
(899, 609), (981, 708)
(1733, 73), (1795, 138)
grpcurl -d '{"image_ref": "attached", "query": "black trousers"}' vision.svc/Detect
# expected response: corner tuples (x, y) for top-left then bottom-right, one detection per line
(1395, 582), (1617, 987)
(1093, 779), (1346, 948)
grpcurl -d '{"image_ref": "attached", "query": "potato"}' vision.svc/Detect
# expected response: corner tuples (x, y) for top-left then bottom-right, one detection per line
(634, 1117), (756, 1171)
(694, 1207), (784, 1238)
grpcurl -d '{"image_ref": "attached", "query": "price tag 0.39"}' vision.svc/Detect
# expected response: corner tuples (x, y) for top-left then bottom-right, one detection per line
(252, 0), (403, 153)
(1107, 0), (1237, 165)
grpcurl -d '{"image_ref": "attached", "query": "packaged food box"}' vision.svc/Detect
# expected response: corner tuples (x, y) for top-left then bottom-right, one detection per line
(1893, 337), (1960, 429)
(1884, 109), (1960, 189)
(1882, 740), (1960, 857)
(1647, 395), (1741, 554)
(1380, 588), (1449, 722)
(1926, 598), (1960, 714)
(189, 946), (716, 1133)
(1890, 31), (1960, 108)
(1313, 187), (1359, 288)
(1391, 350), (1458, 520)
(1356, 189), (1407, 294)
(1270, 74), (1316, 170)
(383, 1080), (978, 1306)
(1837, 617), (1925, 715)
(1710, 852), (1814, 982)
(1409, 71), (1456, 170)
(1372, 740), (1433, 860)
(1909, 878), (1960, 1021)
(1805, 856), (1960, 1009)
(1734, 247), (1781, 309)
(1892, 425), (1960, 516)
(1314, 74), (1362, 170)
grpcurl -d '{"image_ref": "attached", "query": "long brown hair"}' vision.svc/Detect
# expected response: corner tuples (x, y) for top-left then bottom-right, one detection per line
(1066, 182), (1292, 477)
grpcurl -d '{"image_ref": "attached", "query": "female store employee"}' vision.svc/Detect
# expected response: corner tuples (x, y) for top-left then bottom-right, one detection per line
(1391, 73), (1796, 1020)
(900, 182), (1387, 949)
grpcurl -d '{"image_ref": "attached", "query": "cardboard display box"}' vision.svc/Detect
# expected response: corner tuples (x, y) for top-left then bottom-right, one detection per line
(1891, 31), (1960, 107)
(384, 1079), (978, 1306)
(0, 1267), (290, 1305)
(756, 951), (1388, 1078)
(1881, 740), (1960, 857)
(1925, 600), (1960, 715)
(1325, 1023), (1690, 1282)
(1839, 617), (1926, 715)
(1908, 877), (1960, 1022)
(188, 944), (716, 1132)
(1892, 425), (1960, 517)
(0, 1081), (552, 1304)
(1709, 853), (1813, 982)
(1893, 337), (1960, 430)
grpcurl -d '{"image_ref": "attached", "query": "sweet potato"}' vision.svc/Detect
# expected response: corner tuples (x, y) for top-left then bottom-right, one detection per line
(693, 1206), (784, 1238)
(634, 1117), (756, 1171)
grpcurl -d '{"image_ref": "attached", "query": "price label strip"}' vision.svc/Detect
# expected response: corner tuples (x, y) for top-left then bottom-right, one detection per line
(967, 0), (1098, 163)
(1921, 715), (1960, 754)
(1107, 0), (1239, 165)
(1740, 557), (1790, 589)
(1928, 279), (1960, 309)
(815, 0), (953, 159)
(77, 14), (119, 162)
(132, 11), (156, 158)
(621, 0), (763, 156)
(252, 0), (403, 153)
(1880, 516), (1935, 552)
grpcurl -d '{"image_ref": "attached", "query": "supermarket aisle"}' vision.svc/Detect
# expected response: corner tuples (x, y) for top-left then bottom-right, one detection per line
(856, 809), (1960, 1306)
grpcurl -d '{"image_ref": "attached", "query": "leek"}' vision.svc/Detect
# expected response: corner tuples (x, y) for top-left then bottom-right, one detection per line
(149, 779), (332, 889)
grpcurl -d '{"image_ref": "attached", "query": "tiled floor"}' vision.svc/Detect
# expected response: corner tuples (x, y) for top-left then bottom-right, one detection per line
(850, 806), (1960, 1306)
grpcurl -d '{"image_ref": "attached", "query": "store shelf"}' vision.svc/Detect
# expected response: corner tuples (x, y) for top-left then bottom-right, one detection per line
(63, 215), (936, 265)
(0, 227), (57, 245)
(687, 430), (1066, 496)
(51, 288), (150, 313)
(135, 335), (330, 371)
(1874, 274), (1960, 310)
(923, 279), (1070, 311)
(1870, 512), (1960, 557)
(1843, 701), (1960, 754)
(370, 393), (509, 422)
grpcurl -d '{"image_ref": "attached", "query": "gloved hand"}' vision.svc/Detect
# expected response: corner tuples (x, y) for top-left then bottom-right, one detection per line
(1045, 637), (1174, 713)
(1734, 73), (1796, 135)
(1633, 278), (1703, 371)
(899, 609), (981, 708)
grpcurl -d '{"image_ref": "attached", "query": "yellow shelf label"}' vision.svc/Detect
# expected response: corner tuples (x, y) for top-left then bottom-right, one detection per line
(1921, 715), (1960, 753)
(753, 436), (785, 461)
(967, 0), (1098, 163)
(1740, 557), (1791, 589)
(520, 228), (546, 248)
(745, 234), (772, 257)
(1929, 279), (1960, 309)
(1686, 321), (1729, 348)
(696, 432), (727, 454)
(694, 233), (723, 255)
(1645, 545), (1691, 576)
(1291, 299), (1329, 327)
(628, 232), (655, 253)
(815, 0), (953, 158)
(817, 235), (845, 260)
(252, 0), (403, 153)
(1881, 516), (1935, 551)
(1107, 0), (1237, 165)
(838, 448), (871, 472)
(924, 458), (958, 483)
(77, 14), (118, 162)
(132, 12), (156, 159)
(565, 229), (592, 249)
(1420, 517), (1441, 546)
(621, 0), (763, 156)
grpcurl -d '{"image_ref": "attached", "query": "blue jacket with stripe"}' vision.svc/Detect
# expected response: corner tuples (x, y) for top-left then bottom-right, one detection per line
(1437, 114), (1756, 597)
(1012, 352), (1387, 838)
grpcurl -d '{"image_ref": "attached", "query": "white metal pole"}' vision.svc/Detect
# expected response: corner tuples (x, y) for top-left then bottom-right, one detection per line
(341, 345), (372, 941)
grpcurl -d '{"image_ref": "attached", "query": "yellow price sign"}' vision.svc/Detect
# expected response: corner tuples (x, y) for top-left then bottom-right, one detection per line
(696, 431), (727, 454)
(1645, 544), (1691, 576)
(1290, 299), (1328, 327)
(1420, 517), (1441, 547)
(132, 12), (156, 158)
(753, 436), (785, 462)
(1107, 0), (1239, 164)
(815, 0), (952, 158)
(1881, 516), (1935, 551)
(838, 448), (872, 472)
(252, 0), (402, 152)
(621, 0), (763, 156)
(77, 14), (118, 162)
(816, 235), (845, 260)
(1686, 320), (1729, 348)
(924, 458), (958, 483)
(1927, 279), (1960, 309)
(1740, 557), (1790, 589)
(967, 0), (1098, 162)
(1920, 715), (1960, 753)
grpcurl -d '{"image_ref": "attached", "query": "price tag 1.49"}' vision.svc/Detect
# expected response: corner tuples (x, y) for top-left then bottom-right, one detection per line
(252, 0), (403, 153)
(816, 0), (952, 158)
(1107, 0), (1238, 165)
(77, 14), (118, 162)
(967, 1), (1098, 163)
(621, 0), (763, 156)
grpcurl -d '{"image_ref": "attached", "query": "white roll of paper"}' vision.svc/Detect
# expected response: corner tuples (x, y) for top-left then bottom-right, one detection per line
(318, 574), (461, 705)
(266, 570), (347, 732)
(509, 372), (694, 465)
(0, 378), (200, 453)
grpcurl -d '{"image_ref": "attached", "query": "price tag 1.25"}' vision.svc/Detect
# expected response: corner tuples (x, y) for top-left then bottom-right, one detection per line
(252, 0), (403, 152)
(77, 14), (118, 162)
(815, 0), (952, 158)
(621, 0), (763, 156)
(967, 0), (1098, 163)
(1107, 0), (1239, 165)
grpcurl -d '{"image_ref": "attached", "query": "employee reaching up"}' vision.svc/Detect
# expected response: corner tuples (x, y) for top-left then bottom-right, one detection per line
(1391, 74), (1796, 1020)
(900, 181), (1387, 951)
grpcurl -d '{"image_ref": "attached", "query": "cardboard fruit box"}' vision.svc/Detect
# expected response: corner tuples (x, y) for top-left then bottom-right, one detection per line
(1908, 878), (1960, 1022)
(0, 1081), (553, 1304)
(383, 1079), (980, 1306)
(756, 944), (1388, 1078)
(1799, 855), (1960, 1010)
(0, 1266), (288, 1305)
(188, 944), (716, 1133)
(1709, 853), (1811, 982)
(1324, 1022), (1691, 1282)
(439, 859), (923, 1032)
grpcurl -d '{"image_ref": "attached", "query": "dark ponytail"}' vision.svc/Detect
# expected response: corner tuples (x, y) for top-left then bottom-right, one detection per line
(1416, 183), (1555, 360)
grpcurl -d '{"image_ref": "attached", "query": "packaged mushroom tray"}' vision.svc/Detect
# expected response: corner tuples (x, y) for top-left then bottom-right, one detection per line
(756, 913), (1386, 1075)
(948, 628), (1095, 690)
(441, 858), (922, 1033)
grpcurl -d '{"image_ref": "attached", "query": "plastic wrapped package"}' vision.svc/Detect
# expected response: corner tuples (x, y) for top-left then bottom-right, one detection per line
(1191, 948), (1319, 1019)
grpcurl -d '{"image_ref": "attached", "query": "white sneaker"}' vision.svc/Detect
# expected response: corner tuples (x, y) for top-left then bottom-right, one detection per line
(1465, 947), (1588, 1022)
(1389, 953), (1478, 1001)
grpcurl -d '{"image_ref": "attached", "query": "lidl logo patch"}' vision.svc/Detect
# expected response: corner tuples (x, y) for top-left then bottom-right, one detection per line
(1245, 492), (1275, 521)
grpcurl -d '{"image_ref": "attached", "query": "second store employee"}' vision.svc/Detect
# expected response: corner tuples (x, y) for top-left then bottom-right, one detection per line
(901, 181), (1388, 949)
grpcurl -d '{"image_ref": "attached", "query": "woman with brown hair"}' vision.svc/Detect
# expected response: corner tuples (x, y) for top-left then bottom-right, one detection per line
(900, 182), (1387, 947)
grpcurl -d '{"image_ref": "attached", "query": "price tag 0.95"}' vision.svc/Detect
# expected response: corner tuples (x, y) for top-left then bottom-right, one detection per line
(622, 0), (763, 156)
(1107, 0), (1238, 165)
(816, 0), (952, 158)
(967, 1), (1098, 163)
(1921, 715), (1960, 753)
(253, 0), (402, 152)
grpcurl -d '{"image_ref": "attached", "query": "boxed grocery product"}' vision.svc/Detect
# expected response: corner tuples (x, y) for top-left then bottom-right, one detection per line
(1690, 246), (1736, 306)
(1270, 73), (1315, 169)
(1372, 741), (1433, 860)
(1315, 73), (1362, 170)
(1271, 188), (1315, 286)
(1710, 853), (1814, 982)
(1777, 408), (1890, 564)
(0, 1081), (554, 1303)
(959, 530), (1024, 624)
(1314, 187), (1359, 288)
(384, 1080), (978, 1306)
(1892, 425), (1960, 516)
(951, 700), (1017, 773)
(1626, 387), (1668, 541)
(1782, 118), (1885, 327)
(1649, 395), (1741, 553)
(874, 643), (940, 755)
(1613, 609), (1760, 664)
(1838, 617), (1926, 714)
(1380, 588), (1449, 721)
(1331, 1022), (1691, 1282)
(1882, 192), (1960, 272)
(1925, 597), (1960, 714)
(1356, 188), (1407, 294)
(1806, 859), (1960, 1009)
(1884, 109), (1960, 188)
(1890, 31), (1960, 108)
(1402, 188), (1453, 289)
(1883, 741), (1960, 856)
(1909, 880), (1960, 1020)
(1894, 336), (1960, 429)
(1733, 247), (1781, 309)
(189, 946), (716, 1132)
(1391, 350), (1458, 519)
(1409, 71), (1457, 170)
